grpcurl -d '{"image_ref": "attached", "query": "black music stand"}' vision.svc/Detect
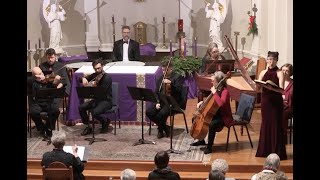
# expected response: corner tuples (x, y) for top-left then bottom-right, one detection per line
(76, 86), (108, 145)
(36, 88), (65, 145)
(127, 86), (157, 146)
(160, 94), (183, 154)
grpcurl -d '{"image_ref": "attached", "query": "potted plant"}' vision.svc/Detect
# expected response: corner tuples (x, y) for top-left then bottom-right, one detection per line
(161, 56), (202, 78)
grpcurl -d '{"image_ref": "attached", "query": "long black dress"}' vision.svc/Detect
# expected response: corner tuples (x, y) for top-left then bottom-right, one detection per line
(255, 66), (287, 160)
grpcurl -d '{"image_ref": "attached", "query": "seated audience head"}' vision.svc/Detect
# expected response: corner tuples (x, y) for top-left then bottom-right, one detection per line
(211, 158), (229, 175)
(122, 25), (131, 41)
(208, 169), (225, 180)
(154, 151), (169, 169)
(264, 153), (280, 172)
(281, 63), (293, 78)
(51, 130), (66, 149)
(120, 168), (136, 180)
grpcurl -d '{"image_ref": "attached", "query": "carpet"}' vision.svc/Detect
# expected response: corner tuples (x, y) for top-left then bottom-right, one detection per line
(27, 124), (211, 162)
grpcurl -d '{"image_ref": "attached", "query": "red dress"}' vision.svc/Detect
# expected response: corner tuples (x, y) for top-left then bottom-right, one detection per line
(282, 79), (293, 130)
(255, 66), (287, 160)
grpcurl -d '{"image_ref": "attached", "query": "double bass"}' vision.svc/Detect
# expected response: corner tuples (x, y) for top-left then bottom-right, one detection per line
(190, 72), (231, 140)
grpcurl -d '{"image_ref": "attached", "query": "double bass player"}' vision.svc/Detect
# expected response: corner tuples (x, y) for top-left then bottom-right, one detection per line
(190, 71), (233, 154)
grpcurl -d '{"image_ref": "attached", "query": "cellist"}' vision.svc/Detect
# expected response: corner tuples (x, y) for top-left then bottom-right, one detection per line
(146, 59), (184, 139)
(190, 71), (233, 154)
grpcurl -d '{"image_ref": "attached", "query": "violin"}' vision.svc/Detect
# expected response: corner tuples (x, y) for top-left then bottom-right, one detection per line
(88, 71), (105, 87)
(159, 57), (173, 96)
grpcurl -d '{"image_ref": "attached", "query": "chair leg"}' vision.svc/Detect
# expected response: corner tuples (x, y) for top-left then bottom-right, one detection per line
(114, 112), (117, 135)
(182, 113), (189, 133)
(226, 127), (231, 151)
(118, 109), (121, 129)
(289, 118), (293, 144)
(28, 113), (32, 138)
(232, 126), (239, 142)
(149, 118), (152, 135)
(245, 125), (253, 148)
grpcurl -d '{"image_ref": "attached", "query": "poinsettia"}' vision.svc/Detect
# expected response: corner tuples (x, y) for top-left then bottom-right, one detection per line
(247, 12), (258, 36)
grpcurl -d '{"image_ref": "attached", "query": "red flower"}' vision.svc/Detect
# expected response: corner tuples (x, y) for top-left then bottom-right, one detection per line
(248, 16), (255, 30)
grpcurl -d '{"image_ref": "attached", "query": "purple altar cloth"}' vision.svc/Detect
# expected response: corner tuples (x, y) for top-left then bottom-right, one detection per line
(66, 67), (162, 125)
(58, 55), (89, 64)
(184, 75), (197, 99)
(140, 43), (156, 56)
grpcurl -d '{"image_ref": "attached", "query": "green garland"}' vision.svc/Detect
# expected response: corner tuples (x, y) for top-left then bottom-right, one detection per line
(161, 56), (202, 78)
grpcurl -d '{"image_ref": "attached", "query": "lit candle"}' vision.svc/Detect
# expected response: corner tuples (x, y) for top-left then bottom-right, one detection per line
(28, 40), (30, 50)
(169, 40), (172, 57)
(39, 38), (41, 49)
(112, 15), (114, 22)
(194, 37), (197, 57)
(184, 41), (187, 57)
(163, 16), (165, 22)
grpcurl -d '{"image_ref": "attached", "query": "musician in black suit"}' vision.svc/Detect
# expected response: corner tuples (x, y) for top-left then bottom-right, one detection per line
(112, 26), (140, 61)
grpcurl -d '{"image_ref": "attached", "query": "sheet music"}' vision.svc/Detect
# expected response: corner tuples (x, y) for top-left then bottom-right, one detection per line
(63, 146), (85, 161)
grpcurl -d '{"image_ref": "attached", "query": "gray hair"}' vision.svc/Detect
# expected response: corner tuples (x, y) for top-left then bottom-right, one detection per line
(211, 158), (229, 173)
(50, 130), (66, 149)
(120, 168), (136, 180)
(264, 153), (280, 172)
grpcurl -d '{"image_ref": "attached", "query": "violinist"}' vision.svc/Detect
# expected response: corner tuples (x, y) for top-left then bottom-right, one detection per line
(78, 58), (113, 136)
(201, 42), (226, 74)
(39, 48), (69, 94)
(190, 71), (233, 154)
(146, 60), (184, 139)
(27, 67), (62, 139)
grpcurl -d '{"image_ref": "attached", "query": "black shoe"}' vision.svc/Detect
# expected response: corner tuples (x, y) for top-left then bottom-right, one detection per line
(202, 148), (212, 154)
(100, 118), (111, 133)
(81, 127), (93, 136)
(157, 131), (165, 139)
(164, 125), (171, 137)
(190, 140), (206, 146)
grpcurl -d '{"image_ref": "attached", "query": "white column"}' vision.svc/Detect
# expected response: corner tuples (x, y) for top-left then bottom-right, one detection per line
(84, 0), (101, 52)
(180, 0), (193, 56)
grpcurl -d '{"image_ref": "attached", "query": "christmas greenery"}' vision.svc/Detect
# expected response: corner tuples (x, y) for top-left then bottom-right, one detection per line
(161, 56), (202, 77)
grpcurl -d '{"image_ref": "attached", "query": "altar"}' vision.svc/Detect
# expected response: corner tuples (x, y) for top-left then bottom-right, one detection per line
(66, 65), (162, 125)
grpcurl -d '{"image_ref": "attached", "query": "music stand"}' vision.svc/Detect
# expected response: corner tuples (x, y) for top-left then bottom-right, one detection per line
(76, 86), (108, 145)
(160, 94), (183, 154)
(127, 86), (157, 146)
(36, 88), (65, 145)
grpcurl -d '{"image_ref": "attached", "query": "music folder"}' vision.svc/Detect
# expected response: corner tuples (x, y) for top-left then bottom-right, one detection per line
(76, 86), (108, 99)
(36, 87), (65, 99)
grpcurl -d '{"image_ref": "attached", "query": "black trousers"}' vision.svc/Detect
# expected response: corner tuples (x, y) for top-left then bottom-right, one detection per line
(146, 103), (170, 131)
(78, 100), (112, 125)
(29, 98), (61, 131)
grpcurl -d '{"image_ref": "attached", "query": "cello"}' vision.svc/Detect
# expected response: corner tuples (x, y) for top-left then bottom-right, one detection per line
(190, 71), (231, 140)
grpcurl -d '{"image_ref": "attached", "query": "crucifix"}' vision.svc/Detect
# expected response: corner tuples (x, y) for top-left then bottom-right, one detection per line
(252, 3), (257, 16)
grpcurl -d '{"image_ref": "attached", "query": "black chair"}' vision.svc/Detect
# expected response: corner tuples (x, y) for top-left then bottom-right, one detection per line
(149, 85), (189, 135)
(104, 82), (120, 135)
(225, 93), (255, 151)
(42, 161), (73, 180)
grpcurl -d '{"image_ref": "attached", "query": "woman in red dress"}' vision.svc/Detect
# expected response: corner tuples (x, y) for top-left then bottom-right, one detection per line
(255, 51), (287, 160)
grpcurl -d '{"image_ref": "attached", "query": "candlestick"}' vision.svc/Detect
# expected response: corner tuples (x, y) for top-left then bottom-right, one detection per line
(39, 38), (41, 49)
(161, 17), (167, 49)
(194, 37), (197, 58)
(184, 41), (187, 57)
(28, 40), (30, 50)
(163, 16), (165, 22)
(111, 16), (116, 43)
(169, 40), (172, 57)
(112, 15), (114, 22)
(178, 19), (183, 32)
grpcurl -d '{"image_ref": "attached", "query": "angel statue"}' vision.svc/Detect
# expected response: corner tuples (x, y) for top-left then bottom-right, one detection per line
(43, 0), (66, 54)
(204, 0), (228, 52)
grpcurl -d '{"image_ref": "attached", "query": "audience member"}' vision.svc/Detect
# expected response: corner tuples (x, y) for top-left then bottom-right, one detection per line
(120, 168), (136, 180)
(78, 58), (113, 135)
(148, 151), (181, 180)
(211, 159), (235, 180)
(112, 25), (140, 61)
(41, 130), (85, 180)
(251, 153), (286, 180)
(255, 51), (287, 160)
(208, 170), (225, 180)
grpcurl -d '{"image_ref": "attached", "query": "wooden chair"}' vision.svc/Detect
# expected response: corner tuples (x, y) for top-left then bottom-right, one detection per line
(225, 93), (255, 151)
(42, 161), (73, 180)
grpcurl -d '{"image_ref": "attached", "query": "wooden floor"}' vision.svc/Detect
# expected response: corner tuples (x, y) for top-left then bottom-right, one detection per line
(27, 98), (293, 180)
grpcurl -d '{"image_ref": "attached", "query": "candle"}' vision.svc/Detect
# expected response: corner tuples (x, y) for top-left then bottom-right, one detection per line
(28, 40), (30, 50)
(35, 44), (37, 50)
(178, 19), (183, 32)
(112, 15), (114, 22)
(169, 40), (172, 57)
(163, 16), (165, 22)
(184, 41), (187, 57)
(39, 38), (41, 49)
(194, 37), (197, 57)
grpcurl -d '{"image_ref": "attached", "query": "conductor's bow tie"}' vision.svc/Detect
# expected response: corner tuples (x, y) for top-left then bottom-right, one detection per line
(123, 41), (128, 44)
